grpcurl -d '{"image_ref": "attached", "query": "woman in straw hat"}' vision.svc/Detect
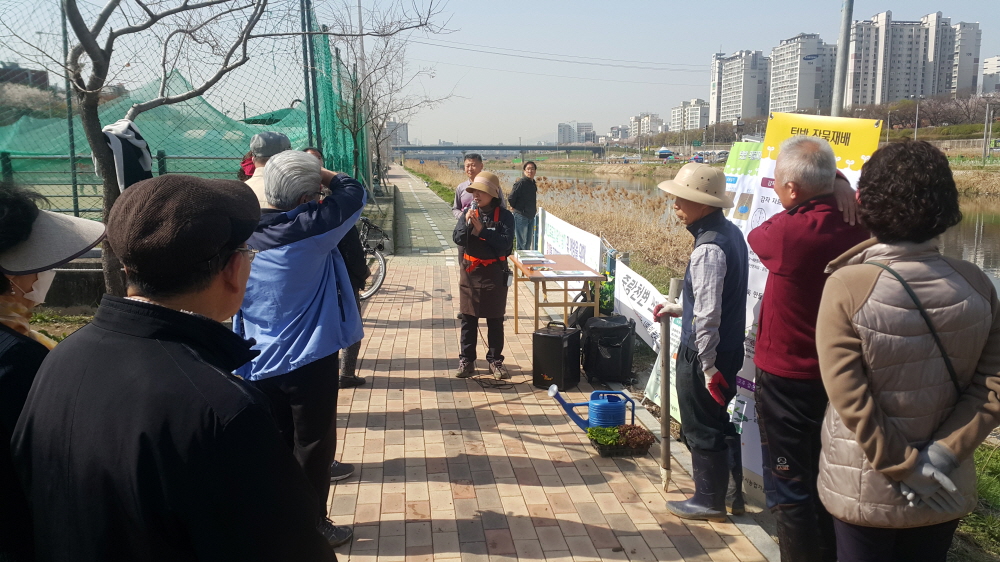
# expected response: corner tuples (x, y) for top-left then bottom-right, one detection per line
(0, 181), (105, 560)
(452, 171), (515, 380)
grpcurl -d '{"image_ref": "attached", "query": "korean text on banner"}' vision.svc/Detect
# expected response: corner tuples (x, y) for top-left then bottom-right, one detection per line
(542, 211), (602, 273)
(613, 259), (666, 352)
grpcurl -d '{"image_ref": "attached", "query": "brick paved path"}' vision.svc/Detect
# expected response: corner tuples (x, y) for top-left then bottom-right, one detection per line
(328, 167), (768, 562)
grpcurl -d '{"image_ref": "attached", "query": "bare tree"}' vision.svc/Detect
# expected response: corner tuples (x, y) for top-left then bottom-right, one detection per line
(1, 0), (444, 294)
(327, 2), (450, 187)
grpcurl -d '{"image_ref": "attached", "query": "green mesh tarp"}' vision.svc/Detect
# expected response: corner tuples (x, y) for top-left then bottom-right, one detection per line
(0, 5), (367, 218)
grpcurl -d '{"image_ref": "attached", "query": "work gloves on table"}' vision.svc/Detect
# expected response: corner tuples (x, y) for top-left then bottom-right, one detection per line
(899, 442), (965, 514)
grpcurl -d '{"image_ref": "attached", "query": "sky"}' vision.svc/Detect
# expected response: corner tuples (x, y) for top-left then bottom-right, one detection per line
(399, 0), (1000, 145)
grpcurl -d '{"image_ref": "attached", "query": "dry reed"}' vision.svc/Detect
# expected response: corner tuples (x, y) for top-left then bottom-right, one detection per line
(406, 160), (467, 188)
(404, 160), (694, 286)
(536, 178), (692, 283)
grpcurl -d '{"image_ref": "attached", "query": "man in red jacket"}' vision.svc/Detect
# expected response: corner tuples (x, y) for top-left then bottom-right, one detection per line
(748, 136), (868, 562)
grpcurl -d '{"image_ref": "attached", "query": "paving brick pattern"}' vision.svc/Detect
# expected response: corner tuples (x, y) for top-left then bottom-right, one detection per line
(328, 167), (766, 561)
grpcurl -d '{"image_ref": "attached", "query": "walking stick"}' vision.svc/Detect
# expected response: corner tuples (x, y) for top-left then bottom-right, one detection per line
(659, 313), (671, 492)
(660, 278), (682, 493)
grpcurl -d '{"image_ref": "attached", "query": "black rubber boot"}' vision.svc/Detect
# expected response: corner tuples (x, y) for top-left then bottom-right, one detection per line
(773, 503), (838, 562)
(725, 435), (745, 515)
(667, 448), (729, 522)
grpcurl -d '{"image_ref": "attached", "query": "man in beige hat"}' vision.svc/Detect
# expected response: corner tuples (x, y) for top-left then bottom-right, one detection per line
(652, 162), (748, 522)
(452, 171), (515, 379)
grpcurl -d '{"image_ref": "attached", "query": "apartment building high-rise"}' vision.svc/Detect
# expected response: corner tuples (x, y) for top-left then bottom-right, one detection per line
(576, 122), (594, 142)
(708, 53), (725, 125)
(769, 33), (836, 114)
(640, 114), (664, 136)
(557, 123), (576, 144)
(628, 115), (643, 139)
(952, 22), (983, 95)
(610, 125), (629, 141)
(983, 56), (1000, 94)
(709, 51), (770, 125)
(670, 99), (710, 131)
(845, 11), (982, 107)
(386, 121), (409, 146)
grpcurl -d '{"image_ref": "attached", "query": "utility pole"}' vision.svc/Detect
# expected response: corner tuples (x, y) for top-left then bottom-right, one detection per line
(910, 95), (924, 140)
(885, 110), (893, 144)
(831, 0), (855, 117)
(984, 103), (994, 164)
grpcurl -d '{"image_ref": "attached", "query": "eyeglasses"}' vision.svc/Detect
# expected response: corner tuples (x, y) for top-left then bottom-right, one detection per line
(235, 246), (259, 263)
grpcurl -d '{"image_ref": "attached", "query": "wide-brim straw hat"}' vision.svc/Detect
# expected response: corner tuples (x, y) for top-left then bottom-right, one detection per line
(466, 171), (501, 199)
(0, 210), (106, 275)
(657, 163), (733, 208)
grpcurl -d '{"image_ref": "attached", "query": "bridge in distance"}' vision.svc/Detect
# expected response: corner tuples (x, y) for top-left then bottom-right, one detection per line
(391, 144), (606, 156)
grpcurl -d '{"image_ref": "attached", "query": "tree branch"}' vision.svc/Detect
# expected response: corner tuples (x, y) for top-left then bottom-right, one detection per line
(64, 0), (114, 74)
(125, 0), (266, 120)
(107, 0), (232, 46)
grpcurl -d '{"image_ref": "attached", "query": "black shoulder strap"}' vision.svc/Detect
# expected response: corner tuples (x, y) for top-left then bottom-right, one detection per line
(865, 261), (962, 395)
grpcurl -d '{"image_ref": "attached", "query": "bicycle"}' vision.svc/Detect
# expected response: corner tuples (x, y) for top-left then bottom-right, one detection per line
(358, 216), (388, 300)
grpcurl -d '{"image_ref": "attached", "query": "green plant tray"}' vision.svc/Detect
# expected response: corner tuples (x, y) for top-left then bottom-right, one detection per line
(589, 439), (650, 458)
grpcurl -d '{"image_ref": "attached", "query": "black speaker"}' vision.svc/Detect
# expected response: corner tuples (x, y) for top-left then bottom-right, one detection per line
(582, 315), (636, 384)
(532, 322), (581, 391)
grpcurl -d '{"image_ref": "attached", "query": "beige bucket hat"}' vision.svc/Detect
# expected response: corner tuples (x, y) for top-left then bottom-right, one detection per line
(657, 163), (733, 208)
(466, 171), (501, 199)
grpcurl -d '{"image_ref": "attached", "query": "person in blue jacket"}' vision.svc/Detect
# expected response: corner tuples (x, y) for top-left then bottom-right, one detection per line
(235, 150), (366, 548)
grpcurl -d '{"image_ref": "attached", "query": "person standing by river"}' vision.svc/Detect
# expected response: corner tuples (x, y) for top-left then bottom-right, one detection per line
(508, 161), (537, 251)
(453, 171), (514, 380)
(748, 136), (867, 562)
(652, 163), (747, 522)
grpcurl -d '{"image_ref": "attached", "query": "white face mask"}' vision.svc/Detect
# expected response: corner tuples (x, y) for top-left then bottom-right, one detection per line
(13, 270), (56, 305)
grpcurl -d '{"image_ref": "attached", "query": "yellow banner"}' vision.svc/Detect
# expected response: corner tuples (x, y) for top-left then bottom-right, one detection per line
(761, 112), (883, 183)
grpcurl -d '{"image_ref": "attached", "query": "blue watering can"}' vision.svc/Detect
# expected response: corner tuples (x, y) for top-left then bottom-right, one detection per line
(548, 384), (635, 431)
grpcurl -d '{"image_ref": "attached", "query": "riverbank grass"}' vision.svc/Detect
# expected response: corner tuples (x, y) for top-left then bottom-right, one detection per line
(404, 166), (456, 204)
(29, 309), (94, 342)
(951, 443), (1000, 560)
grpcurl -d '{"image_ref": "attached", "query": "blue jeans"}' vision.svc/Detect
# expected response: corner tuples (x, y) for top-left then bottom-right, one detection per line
(513, 212), (534, 251)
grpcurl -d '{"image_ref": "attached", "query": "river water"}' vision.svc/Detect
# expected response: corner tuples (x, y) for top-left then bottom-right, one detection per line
(493, 167), (1000, 291)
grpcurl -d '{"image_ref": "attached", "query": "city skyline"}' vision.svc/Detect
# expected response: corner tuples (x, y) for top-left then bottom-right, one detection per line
(403, 0), (999, 144)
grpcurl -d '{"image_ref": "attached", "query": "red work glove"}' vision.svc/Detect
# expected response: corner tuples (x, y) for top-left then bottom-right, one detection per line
(652, 301), (682, 322)
(705, 366), (730, 406)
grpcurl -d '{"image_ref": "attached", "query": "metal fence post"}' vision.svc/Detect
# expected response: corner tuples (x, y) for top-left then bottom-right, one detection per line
(61, 1), (79, 216)
(0, 152), (12, 182)
(157, 150), (167, 176)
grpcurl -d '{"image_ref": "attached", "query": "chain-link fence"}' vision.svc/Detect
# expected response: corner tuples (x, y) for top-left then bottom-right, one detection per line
(0, 0), (370, 219)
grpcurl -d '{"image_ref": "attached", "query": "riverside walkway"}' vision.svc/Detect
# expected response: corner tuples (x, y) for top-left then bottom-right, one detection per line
(328, 166), (771, 562)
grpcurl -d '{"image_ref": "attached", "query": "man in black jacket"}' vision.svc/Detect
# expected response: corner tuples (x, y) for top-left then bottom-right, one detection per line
(12, 175), (336, 561)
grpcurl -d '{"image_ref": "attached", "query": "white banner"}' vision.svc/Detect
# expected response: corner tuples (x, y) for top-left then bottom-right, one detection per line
(644, 321), (682, 422)
(541, 211), (602, 273)
(613, 260), (665, 352)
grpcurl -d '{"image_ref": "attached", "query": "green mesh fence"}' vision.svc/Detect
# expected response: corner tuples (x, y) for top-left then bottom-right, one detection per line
(0, 0), (369, 219)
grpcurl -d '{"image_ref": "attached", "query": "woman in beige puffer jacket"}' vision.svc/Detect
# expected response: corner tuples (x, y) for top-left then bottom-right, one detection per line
(815, 142), (1000, 562)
